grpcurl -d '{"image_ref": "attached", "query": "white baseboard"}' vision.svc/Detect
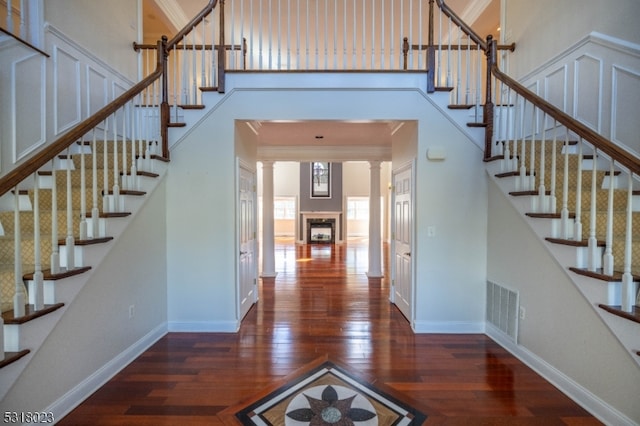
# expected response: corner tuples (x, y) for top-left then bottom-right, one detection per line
(486, 324), (637, 426)
(168, 320), (240, 333)
(44, 323), (167, 424)
(413, 320), (485, 333)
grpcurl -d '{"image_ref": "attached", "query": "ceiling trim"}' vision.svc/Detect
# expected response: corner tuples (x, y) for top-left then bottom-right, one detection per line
(257, 145), (392, 162)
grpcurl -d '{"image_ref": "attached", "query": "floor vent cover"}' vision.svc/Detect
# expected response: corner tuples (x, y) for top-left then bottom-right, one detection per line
(486, 281), (519, 343)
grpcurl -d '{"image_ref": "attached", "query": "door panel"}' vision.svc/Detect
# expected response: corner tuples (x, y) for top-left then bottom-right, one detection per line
(392, 166), (413, 322)
(238, 164), (257, 320)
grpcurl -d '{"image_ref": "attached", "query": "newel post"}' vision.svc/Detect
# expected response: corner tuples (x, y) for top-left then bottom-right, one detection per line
(426, 0), (435, 93)
(483, 35), (496, 161)
(160, 35), (170, 160)
(218, 0), (226, 93)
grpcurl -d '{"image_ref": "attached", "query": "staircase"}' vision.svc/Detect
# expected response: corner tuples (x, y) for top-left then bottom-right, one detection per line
(0, 138), (167, 399)
(483, 135), (640, 367)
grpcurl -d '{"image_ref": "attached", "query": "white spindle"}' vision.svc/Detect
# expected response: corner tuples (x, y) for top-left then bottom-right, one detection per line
(587, 147), (599, 271)
(343, 0), (347, 69)
(621, 173), (636, 312)
(287, 0), (291, 69)
(529, 106), (536, 191)
(517, 100), (527, 191)
(536, 113), (547, 213)
(476, 44), (482, 121)
(549, 120), (558, 214)
(19, 0), (26, 40)
(122, 105), (128, 190)
(447, 16), (452, 86)
(103, 119), (109, 213)
(315, 0), (319, 68)
(230, 0), (236, 69)
(361, 0), (365, 68)
(50, 161), (60, 274)
(112, 115), (120, 213)
(370, 0), (375, 68)
(390, 0), (394, 68)
(380, 0), (385, 69)
(603, 158), (615, 275)
(456, 27), (461, 104)
(465, 35), (471, 104)
(192, 30), (197, 103)
(352, 0), (356, 67)
(13, 187), (26, 317)
(79, 139), (87, 240)
(574, 140), (583, 241)
(324, 0), (328, 69)
(561, 129), (571, 239)
(305, 0), (309, 69)
(32, 172), (44, 311)
(65, 147), (75, 269)
(91, 130), (100, 239)
(202, 18), (207, 85)
(334, 0), (338, 68)
(268, 0), (273, 69)
(182, 40), (188, 103)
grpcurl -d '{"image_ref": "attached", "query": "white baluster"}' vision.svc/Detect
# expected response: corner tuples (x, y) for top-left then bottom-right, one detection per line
(587, 148), (599, 271)
(112, 114), (120, 213)
(602, 158), (615, 275)
(6, 0), (13, 34)
(516, 100), (527, 191)
(103, 119), (110, 213)
(574, 140), (583, 241)
(549, 120), (558, 214)
(91, 130), (100, 238)
(79, 139), (87, 240)
(361, 0), (365, 68)
(560, 129), (572, 240)
(50, 162), (60, 274)
(65, 147), (75, 270)
(13, 187), (26, 317)
(32, 172), (44, 311)
(621, 173), (637, 312)
(529, 106), (536, 191)
(536, 113), (547, 213)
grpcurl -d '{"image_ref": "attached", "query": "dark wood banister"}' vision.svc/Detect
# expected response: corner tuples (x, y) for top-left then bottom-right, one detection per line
(435, 0), (488, 50)
(0, 0), (220, 198)
(488, 39), (640, 175)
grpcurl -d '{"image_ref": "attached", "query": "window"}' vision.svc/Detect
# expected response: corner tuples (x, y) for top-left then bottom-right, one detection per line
(347, 198), (369, 220)
(274, 197), (296, 219)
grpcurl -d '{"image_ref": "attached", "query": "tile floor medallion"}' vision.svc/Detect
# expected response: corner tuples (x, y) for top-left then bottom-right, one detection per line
(235, 362), (427, 426)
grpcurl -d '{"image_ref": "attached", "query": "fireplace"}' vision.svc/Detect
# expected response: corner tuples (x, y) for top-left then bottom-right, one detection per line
(307, 218), (335, 244)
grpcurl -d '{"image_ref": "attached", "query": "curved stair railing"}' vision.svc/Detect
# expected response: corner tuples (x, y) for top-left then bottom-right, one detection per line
(0, 0), (220, 379)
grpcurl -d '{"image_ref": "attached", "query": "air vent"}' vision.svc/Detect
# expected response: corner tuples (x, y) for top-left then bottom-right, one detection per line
(486, 281), (519, 343)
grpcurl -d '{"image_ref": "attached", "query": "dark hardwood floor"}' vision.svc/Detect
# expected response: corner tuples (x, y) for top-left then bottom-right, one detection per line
(59, 238), (600, 425)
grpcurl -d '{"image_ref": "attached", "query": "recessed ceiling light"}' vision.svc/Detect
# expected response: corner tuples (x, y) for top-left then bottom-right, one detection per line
(315, 135), (324, 139)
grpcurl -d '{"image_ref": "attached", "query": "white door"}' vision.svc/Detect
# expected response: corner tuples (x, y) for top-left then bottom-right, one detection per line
(391, 165), (413, 322)
(238, 163), (257, 320)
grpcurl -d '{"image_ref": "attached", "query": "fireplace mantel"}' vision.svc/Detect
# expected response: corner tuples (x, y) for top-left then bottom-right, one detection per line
(299, 211), (343, 244)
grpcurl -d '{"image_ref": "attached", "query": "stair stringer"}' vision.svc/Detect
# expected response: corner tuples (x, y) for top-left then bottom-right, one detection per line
(0, 160), (169, 404)
(486, 165), (640, 425)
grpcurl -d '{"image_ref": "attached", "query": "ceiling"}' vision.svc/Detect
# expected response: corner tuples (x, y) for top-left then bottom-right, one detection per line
(142, 0), (499, 156)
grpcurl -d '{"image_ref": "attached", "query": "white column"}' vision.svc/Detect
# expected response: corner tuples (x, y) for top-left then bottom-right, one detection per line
(261, 161), (277, 277)
(367, 160), (383, 277)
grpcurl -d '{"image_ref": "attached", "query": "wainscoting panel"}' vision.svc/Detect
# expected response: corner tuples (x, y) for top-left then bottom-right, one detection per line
(611, 65), (640, 154)
(13, 53), (46, 163)
(53, 45), (82, 136)
(86, 65), (109, 118)
(544, 64), (569, 115)
(574, 54), (603, 132)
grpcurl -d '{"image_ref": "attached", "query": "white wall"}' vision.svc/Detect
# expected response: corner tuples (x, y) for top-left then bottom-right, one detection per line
(45, 0), (139, 80)
(504, 0), (640, 78)
(166, 74), (488, 335)
(486, 179), (640, 423)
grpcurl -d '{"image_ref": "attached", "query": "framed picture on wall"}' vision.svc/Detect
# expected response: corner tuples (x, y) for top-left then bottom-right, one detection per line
(311, 162), (331, 198)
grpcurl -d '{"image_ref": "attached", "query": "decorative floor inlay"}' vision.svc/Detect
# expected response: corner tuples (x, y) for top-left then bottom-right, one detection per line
(235, 362), (427, 426)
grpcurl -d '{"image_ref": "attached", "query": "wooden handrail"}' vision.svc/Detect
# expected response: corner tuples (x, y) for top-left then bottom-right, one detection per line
(488, 40), (640, 175)
(435, 0), (487, 49)
(165, 0), (218, 51)
(0, 38), (166, 198)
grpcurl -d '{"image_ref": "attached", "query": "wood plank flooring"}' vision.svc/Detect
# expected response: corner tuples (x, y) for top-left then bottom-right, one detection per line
(59, 238), (601, 425)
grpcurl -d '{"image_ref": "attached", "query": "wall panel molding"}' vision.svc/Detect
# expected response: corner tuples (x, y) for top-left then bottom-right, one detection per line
(574, 54), (603, 132)
(611, 65), (640, 155)
(53, 45), (82, 136)
(12, 53), (46, 163)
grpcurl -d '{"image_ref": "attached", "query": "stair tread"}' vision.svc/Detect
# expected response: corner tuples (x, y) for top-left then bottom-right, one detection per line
(0, 350), (30, 369)
(2, 303), (64, 324)
(598, 304), (640, 324)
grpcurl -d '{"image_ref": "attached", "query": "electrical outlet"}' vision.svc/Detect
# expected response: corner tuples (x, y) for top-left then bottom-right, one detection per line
(129, 305), (135, 319)
(519, 306), (525, 320)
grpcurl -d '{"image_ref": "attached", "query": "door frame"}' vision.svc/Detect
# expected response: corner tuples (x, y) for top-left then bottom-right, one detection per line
(236, 158), (258, 321)
(390, 159), (416, 325)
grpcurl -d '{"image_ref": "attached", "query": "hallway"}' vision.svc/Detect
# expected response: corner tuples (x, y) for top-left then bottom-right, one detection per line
(59, 239), (599, 425)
